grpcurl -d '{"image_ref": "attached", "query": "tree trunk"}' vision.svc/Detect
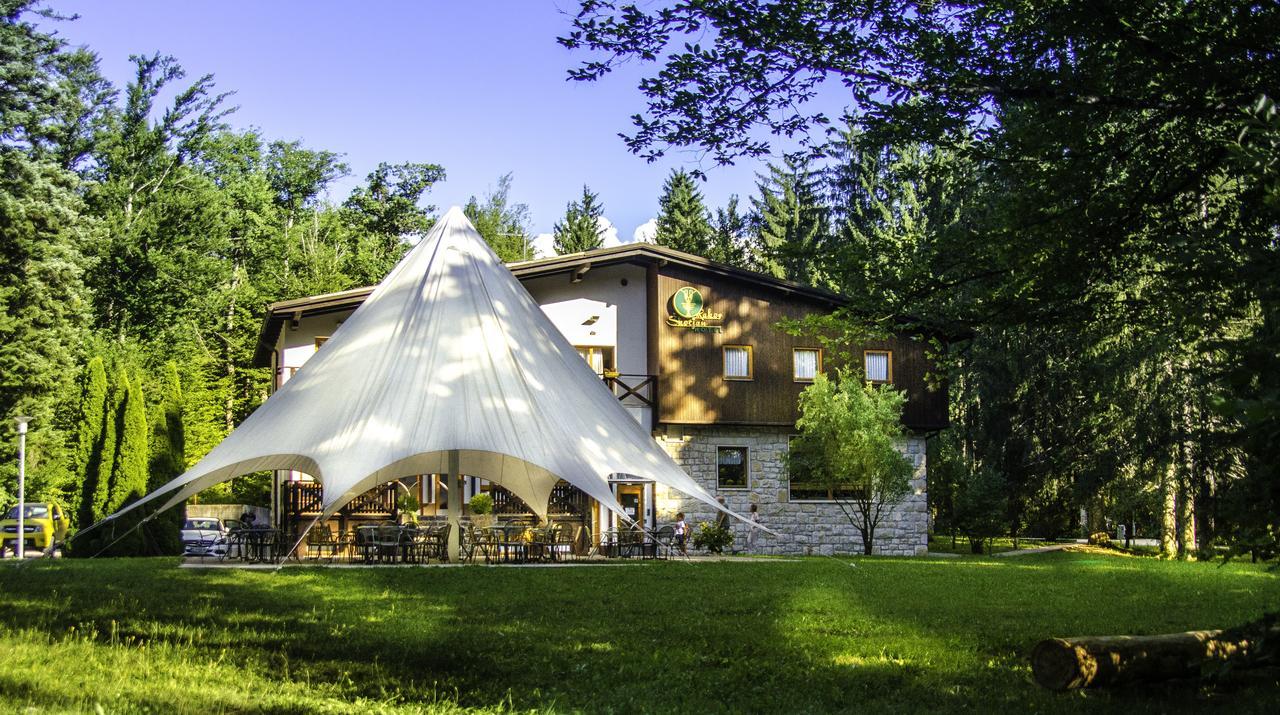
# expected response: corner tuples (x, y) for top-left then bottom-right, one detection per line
(1160, 454), (1178, 558)
(1032, 625), (1280, 690)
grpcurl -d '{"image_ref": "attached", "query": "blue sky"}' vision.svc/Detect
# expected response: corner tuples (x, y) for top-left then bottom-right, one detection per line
(48, 1), (788, 250)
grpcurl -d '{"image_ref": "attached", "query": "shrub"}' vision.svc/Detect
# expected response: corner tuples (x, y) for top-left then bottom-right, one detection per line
(469, 493), (494, 515)
(692, 521), (734, 554)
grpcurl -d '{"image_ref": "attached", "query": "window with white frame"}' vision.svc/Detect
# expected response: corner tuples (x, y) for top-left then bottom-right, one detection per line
(864, 350), (892, 383)
(793, 348), (821, 382)
(723, 345), (753, 380)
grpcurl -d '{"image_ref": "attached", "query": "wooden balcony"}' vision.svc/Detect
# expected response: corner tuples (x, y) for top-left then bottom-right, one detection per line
(603, 373), (655, 406)
(284, 481), (396, 517)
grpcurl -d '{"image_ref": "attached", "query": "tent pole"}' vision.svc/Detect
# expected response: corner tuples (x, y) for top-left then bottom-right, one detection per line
(447, 450), (461, 562)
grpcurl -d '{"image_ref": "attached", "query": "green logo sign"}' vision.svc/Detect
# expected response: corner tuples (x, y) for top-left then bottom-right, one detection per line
(673, 287), (704, 318)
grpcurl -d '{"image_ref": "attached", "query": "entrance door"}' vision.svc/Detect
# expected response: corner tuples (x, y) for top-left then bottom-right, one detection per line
(617, 484), (644, 525)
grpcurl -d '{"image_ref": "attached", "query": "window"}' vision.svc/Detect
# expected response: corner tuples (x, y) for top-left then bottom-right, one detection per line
(786, 436), (869, 501)
(864, 350), (892, 383)
(793, 348), (821, 382)
(723, 345), (753, 380)
(717, 446), (749, 488)
(575, 346), (615, 376)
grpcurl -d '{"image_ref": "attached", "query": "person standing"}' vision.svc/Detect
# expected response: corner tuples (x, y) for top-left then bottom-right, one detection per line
(746, 503), (761, 553)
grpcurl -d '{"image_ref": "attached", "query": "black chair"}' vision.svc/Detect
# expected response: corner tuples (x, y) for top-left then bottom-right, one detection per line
(653, 525), (676, 560)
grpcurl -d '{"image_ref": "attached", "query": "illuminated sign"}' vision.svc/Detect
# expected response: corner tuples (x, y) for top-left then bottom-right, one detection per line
(667, 287), (724, 333)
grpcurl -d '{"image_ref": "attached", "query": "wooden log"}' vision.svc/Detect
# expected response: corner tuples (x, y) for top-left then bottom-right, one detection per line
(1032, 625), (1280, 690)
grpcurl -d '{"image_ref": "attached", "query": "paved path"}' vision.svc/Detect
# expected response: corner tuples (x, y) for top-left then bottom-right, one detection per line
(992, 543), (1073, 557)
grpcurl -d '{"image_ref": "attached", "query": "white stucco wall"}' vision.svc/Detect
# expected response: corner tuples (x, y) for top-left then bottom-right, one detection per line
(520, 264), (648, 375)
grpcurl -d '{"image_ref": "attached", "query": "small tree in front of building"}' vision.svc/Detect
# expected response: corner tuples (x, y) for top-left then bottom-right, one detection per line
(788, 370), (913, 555)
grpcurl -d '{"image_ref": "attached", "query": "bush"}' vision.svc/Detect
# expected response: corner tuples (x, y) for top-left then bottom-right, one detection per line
(469, 493), (493, 515)
(1088, 531), (1111, 547)
(692, 522), (734, 554)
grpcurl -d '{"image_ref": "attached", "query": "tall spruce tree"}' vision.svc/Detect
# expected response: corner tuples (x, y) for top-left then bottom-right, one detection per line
(654, 169), (713, 256)
(750, 159), (827, 286)
(552, 185), (605, 254)
(710, 195), (750, 267)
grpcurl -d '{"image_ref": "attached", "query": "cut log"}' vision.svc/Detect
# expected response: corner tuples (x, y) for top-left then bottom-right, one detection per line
(1032, 625), (1280, 690)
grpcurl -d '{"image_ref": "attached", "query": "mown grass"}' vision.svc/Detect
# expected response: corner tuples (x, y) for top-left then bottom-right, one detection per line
(0, 553), (1276, 714)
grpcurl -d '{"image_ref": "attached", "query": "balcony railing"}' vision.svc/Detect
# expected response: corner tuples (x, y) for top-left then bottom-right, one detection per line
(603, 373), (655, 407)
(284, 481), (397, 516)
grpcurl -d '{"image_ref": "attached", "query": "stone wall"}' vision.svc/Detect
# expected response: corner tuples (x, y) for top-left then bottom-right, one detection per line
(653, 425), (928, 556)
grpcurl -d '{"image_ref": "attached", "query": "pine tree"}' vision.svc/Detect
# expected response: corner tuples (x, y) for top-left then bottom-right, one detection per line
(145, 361), (185, 555)
(750, 159), (828, 286)
(710, 195), (750, 267)
(72, 357), (109, 528)
(654, 169), (713, 255)
(553, 185), (605, 254)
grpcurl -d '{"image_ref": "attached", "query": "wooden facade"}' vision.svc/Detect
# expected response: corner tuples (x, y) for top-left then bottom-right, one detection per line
(651, 263), (947, 432)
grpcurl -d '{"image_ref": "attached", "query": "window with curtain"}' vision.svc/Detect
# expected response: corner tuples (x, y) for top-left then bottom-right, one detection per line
(717, 446), (748, 488)
(864, 350), (891, 382)
(793, 348), (820, 382)
(723, 346), (752, 380)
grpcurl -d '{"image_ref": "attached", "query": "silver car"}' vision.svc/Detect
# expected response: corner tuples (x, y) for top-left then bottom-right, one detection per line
(181, 517), (228, 557)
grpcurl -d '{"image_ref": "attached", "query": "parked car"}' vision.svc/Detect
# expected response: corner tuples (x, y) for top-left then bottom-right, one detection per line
(0, 502), (70, 557)
(181, 517), (229, 557)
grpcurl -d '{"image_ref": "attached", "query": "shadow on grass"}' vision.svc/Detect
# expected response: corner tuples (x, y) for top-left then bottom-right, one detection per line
(0, 555), (1277, 713)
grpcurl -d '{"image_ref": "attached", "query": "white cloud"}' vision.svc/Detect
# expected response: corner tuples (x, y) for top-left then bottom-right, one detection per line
(632, 218), (658, 244)
(596, 216), (621, 247)
(531, 232), (555, 258)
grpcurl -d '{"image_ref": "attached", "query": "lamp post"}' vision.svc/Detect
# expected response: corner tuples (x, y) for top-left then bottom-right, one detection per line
(13, 416), (31, 559)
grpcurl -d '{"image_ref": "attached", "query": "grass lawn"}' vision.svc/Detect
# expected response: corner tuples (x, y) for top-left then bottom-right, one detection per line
(0, 553), (1276, 714)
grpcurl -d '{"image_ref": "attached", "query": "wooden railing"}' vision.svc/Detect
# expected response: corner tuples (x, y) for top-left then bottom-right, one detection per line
(283, 481), (397, 516)
(603, 374), (655, 407)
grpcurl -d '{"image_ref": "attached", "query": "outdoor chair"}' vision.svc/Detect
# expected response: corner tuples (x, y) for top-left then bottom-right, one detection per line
(653, 525), (676, 560)
(306, 524), (340, 562)
(374, 525), (401, 563)
(433, 523), (452, 562)
(221, 529), (247, 562)
(409, 526), (436, 564)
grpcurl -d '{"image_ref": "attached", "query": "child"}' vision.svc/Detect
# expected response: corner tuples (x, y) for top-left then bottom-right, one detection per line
(674, 512), (689, 556)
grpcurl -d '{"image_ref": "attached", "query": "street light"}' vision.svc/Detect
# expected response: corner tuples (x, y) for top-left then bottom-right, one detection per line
(13, 416), (31, 560)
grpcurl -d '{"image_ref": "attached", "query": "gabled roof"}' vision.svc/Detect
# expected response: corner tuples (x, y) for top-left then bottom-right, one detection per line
(254, 242), (846, 366)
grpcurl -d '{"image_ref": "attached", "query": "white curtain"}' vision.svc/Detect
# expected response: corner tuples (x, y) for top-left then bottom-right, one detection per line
(865, 351), (890, 381)
(794, 349), (819, 380)
(724, 347), (750, 377)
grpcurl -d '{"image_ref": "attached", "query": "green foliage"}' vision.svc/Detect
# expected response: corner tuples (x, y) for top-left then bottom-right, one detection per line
(468, 492), (493, 516)
(691, 521), (733, 554)
(709, 195), (749, 267)
(750, 159), (827, 285)
(654, 169), (713, 256)
(105, 368), (147, 514)
(70, 357), (107, 527)
(790, 371), (913, 554)
(464, 173), (534, 262)
(144, 361), (184, 555)
(342, 161), (446, 284)
(552, 184), (605, 254)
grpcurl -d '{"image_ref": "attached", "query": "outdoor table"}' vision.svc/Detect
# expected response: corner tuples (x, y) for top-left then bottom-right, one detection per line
(241, 527), (278, 563)
(491, 524), (529, 563)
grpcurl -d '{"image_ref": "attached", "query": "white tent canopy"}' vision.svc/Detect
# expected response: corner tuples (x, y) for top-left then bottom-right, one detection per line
(104, 207), (756, 533)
